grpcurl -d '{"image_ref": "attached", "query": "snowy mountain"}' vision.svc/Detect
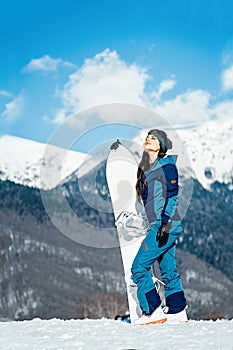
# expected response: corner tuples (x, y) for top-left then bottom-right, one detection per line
(1, 173), (233, 321)
(132, 118), (233, 189)
(177, 119), (233, 189)
(0, 135), (88, 189)
(0, 318), (232, 350)
(0, 120), (233, 322)
(1, 118), (233, 191)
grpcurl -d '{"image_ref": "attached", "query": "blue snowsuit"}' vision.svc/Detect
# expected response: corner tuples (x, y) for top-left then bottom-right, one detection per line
(131, 155), (186, 315)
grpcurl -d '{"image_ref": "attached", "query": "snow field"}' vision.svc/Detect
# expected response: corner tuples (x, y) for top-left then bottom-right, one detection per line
(0, 318), (232, 350)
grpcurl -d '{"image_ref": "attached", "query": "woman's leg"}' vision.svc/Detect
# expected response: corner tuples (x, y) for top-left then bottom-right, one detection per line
(131, 223), (179, 315)
(158, 243), (186, 313)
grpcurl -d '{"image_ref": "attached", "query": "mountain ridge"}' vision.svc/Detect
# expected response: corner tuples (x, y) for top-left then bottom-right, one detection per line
(0, 135), (88, 190)
(1, 118), (233, 191)
(0, 119), (233, 320)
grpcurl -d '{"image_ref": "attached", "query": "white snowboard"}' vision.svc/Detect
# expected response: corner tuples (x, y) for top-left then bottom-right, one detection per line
(106, 144), (147, 322)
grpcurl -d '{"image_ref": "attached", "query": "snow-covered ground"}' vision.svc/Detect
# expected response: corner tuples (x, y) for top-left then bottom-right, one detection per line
(0, 318), (232, 350)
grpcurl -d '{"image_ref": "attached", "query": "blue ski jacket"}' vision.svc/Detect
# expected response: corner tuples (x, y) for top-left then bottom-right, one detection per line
(138, 155), (181, 225)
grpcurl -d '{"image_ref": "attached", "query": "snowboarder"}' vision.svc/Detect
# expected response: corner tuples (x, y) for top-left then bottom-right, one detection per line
(131, 129), (188, 325)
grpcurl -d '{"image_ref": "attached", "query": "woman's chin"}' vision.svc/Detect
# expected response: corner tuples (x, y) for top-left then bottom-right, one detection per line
(144, 147), (155, 153)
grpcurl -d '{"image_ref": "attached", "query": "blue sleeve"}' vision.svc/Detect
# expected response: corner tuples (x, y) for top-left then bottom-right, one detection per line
(161, 164), (179, 224)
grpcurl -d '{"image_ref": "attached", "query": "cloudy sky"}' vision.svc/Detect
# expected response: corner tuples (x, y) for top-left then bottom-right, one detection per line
(1, 0), (233, 151)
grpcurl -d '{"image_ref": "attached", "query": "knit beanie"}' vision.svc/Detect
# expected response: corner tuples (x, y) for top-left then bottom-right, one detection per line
(147, 129), (172, 154)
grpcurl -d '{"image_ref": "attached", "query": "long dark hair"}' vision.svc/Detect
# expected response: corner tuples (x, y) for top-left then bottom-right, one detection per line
(135, 129), (172, 202)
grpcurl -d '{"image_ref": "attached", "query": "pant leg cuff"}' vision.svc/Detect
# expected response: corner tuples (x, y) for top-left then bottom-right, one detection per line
(166, 291), (186, 314)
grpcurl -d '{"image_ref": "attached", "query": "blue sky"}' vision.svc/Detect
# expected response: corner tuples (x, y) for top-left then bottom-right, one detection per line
(1, 0), (233, 152)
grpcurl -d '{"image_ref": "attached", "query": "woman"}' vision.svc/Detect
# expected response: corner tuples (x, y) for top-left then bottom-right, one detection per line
(131, 129), (187, 325)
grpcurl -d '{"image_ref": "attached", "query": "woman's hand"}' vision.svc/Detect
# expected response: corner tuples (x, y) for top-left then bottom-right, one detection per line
(110, 139), (121, 150)
(156, 221), (171, 247)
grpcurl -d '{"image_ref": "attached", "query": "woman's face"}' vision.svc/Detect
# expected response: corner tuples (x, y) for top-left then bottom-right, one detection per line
(144, 134), (160, 153)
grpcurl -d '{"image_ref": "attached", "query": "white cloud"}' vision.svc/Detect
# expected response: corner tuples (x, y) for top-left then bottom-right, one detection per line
(0, 90), (13, 98)
(151, 79), (176, 101)
(1, 95), (24, 122)
(221, 65), (233, 92)
(53, 49), (149, 123)
(22, 55), (75, 74)
(155, 89), (211, 125)
(52, 108), (67, 124)
(211, 99), (233, 120)
(49, 49), (233, 127)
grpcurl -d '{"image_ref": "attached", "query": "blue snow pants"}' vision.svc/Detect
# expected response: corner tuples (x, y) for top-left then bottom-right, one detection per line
(131, 221), (186, 315)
